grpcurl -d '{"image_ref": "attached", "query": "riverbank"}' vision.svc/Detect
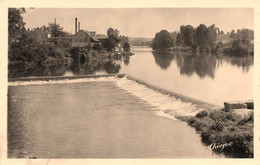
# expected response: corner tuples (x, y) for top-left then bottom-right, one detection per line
(176, 107), (254, 158)
(124, 74), (254, 158)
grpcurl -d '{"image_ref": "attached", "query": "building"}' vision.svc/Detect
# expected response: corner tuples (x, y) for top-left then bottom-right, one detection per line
(96, 34), (109, 45)
(27, 29), (51, 44)
(72, 30), (100, 47)
(47, 37), (73, 47)
(24, 18), (109, 48)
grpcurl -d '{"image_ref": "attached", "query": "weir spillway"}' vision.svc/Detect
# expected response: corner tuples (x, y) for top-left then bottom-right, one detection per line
(8, 73), (221, 118)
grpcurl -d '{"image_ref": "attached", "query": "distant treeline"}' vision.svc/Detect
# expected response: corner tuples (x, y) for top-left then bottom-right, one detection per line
(129, 37), (153, 46)
(152, 24), (254, 57)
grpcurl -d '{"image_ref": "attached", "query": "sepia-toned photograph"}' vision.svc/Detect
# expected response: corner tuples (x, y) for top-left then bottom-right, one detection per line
(1, 2), (258, 163)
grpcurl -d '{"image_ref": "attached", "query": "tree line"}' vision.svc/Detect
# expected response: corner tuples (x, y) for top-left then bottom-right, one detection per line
(152, 24), (254, 57)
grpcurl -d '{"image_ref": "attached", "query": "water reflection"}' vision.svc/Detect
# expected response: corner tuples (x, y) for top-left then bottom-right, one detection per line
(103, 61), (121, 74)
(175, 54), (217, 79)
(8, 48), (253, 79)
(8, 64), (69, 78)
(9, 58), (122, 78)
(152, 50), (174, 70)
(70, 58), (121, 75)
(123, 57), (130, 66)
(152, 50), (253, 79)
(225, 57), (253, 73)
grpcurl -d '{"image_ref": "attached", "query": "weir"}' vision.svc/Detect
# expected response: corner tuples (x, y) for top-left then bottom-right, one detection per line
(8, 74), (126, 82)
(8, 73), (221, 113)
(126, 75), (221, 110)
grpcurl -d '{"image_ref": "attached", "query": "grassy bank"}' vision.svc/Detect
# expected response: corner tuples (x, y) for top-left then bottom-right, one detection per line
(177, 109), (253, 158)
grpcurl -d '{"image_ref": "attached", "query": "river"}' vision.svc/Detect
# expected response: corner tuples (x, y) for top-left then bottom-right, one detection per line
(9, 46), (254, 106)
(8, 46), (253, 158)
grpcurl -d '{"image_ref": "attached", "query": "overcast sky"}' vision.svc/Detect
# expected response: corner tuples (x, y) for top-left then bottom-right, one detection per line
(22, 8), (253, 38)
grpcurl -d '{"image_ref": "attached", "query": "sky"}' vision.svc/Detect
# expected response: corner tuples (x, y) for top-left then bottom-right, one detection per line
(22, 8), (254, 38)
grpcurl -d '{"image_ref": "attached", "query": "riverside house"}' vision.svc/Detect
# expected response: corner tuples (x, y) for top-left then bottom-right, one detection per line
(72, 30), (100, 47)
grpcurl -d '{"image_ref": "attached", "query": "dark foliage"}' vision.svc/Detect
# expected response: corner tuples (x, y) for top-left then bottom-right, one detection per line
(196, 110), (208, 118)
(152, 30), (172, 50)
(93, 43), (102, 53)
(185, 110), (253, 158)
(123, 42), (131, 52)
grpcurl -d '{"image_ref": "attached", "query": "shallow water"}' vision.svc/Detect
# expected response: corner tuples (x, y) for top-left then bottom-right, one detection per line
(8, 78), (218, 158)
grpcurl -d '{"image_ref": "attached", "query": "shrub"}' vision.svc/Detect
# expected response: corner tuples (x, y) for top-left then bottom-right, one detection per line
(84, 43), (92, 51)
(70, 47), (89, 61)
(187, 118), (195, 125)
(201, 131), (212, 145)
(196, 110), (208, 118)
(93, 43), (102, 52)
(210, 122), (224, 132)
(182, 109), (253, 158)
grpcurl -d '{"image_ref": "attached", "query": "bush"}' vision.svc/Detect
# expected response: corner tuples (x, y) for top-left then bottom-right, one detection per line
(196, 110), (208, 118)
(201, 131), (211, 145)
(70, 47), (89, 61)
(224, 39), (250, 57)
(84, 44), (92, 51)
(9, 42), (66, 67)
(90, 50), (99, 58)
(182, 109), (253, 158)
(93, 43), (102, 52)
(210, 122), (224, 132)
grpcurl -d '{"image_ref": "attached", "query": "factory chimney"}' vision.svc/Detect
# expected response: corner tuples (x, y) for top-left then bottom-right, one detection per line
(78, 22), (80, 32)
(75, 18), (78, 34)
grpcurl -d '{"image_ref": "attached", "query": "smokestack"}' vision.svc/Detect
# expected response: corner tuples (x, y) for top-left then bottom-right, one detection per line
(75, 18), (77, 34)
(54, 18), (56, 24)
(78, 22), (80, 32)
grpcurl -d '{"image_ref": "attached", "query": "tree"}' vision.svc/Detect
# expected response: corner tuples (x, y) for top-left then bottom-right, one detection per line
(194, 24), (217, 52)
(208, 24), (217, 50)
(18, 32), (35, 44)
(105, 27), (121, 52)
(176, 32), (184, 46)
(8, 8), (26, 43)
(48, 22), (64, 37)
(230, 39), (250, 57)
(230, 30), (236, 38)
(107, 27), (119, 38)
(241, 29), (253, 45)
(181, 25), (195, 47)
(195, 24), (209, 51)
(170, 32), (177, 47)
(70, 46), (89, 61)
(120, 35), (129, 46)
(152, 30), (172, 50)
(123, 42), (131, 52)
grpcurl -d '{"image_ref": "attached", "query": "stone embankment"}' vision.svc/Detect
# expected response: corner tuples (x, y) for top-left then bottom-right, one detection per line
(224, 100), (254, 118)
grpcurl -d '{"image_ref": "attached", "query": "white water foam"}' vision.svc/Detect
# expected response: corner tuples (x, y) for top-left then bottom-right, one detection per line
(116, 77), (203, 119)
(8, 77), (119, 86)
(9, 76), (203, 119)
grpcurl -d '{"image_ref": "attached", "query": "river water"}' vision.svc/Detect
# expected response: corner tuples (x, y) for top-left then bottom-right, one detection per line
(9, 47), (253, 106)
(8, 78), (218, 158)
(117, 47), (253, 106)
(8, 47), (253, 158)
